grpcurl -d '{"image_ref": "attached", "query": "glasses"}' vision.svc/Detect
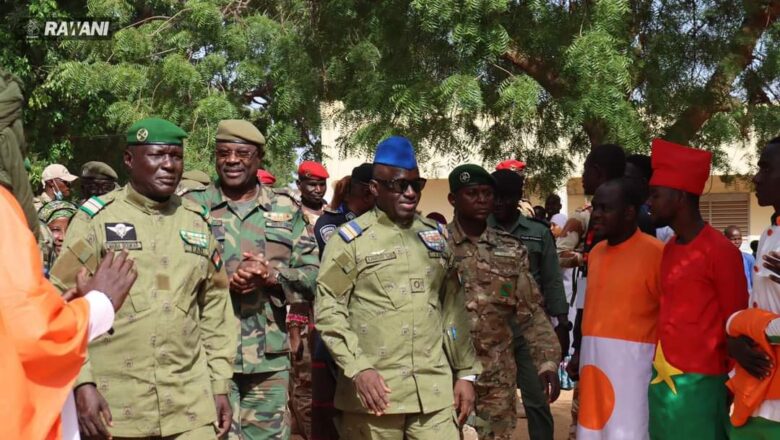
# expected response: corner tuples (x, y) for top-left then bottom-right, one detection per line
(215, 149), (257, 161)
(374, 178), (427, 194)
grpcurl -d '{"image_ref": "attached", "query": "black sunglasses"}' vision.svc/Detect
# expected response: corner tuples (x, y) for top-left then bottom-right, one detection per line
(374, 178), (427, 194)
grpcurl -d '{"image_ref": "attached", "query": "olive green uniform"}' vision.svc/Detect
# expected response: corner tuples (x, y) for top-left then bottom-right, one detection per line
(448, 220), (560, 439)
(185, 182), (319, 440)
(315, 209), (480, 439)
(50, 185), (237, 438)
(488, 214), (566, 440)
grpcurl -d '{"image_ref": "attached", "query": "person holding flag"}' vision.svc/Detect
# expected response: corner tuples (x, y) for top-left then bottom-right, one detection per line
(725, 137), (780, 438)
(647, 139), (749, 439)
(576, 177), (663, 439)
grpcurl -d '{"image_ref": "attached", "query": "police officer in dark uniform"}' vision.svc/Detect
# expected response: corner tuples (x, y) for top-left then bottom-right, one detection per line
(310, 162), (375, 440)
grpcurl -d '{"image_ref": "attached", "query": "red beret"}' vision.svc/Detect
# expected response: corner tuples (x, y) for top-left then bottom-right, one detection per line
(298, 161), (329, 179)
(256, 169), (276, 185)
(496, 159), (526, 172)
(649, 139), (712, 195)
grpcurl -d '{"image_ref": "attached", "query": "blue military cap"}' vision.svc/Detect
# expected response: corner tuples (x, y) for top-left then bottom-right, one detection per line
(373, 136), (418, 170)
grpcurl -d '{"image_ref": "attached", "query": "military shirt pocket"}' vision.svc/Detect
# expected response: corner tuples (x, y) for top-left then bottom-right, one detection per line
(264, 302), (289, 354)
(479, 266), (520, 307)
(373, 272), (409, 310)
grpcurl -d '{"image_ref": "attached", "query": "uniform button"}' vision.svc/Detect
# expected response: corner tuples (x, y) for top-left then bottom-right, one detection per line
(401, 325), (410, 336)
(161, 256), (169, 267)
(163, 302), (172, 314)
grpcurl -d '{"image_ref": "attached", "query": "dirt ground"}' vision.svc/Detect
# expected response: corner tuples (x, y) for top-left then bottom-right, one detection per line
(463, 390), (574, 440)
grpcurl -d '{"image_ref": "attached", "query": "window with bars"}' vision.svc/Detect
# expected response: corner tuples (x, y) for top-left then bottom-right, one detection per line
(700, 193), (750, 235)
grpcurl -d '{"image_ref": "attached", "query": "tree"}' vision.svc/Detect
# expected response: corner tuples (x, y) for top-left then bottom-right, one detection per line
(308, 0), (780, 192)
(0, 0), (321, 184)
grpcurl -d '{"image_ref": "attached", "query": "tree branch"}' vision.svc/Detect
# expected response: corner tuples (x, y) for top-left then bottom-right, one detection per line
(502, 48), (568, 98)
(663, 2), (780, 144)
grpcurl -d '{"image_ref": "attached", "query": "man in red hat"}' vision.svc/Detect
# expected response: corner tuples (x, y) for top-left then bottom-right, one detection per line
(495, 159), (534, 218)
(290, 160), (328, 439)
(647, 139), (748, 439)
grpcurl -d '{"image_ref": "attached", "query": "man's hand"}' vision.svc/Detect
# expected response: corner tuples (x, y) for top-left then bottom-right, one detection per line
(727, 335), (772, 379)
(76, 251), (137, 312)
(230, 253), (278, 294)
(453, 379), (475, 425)
(539, 370), (561, 403)
(353, 369), (391, 415)
(566, 351), (580, 381)
(213, 394), (232, 438)
(764, 251), (780, 284)
(555, 316), (571, 356)
(75, 384), (112, 439)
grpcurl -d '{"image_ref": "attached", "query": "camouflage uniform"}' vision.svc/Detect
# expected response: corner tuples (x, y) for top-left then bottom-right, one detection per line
(49, 185), (237, 438)
(447, 220), (560, 440)
(185, 182), (318, 440)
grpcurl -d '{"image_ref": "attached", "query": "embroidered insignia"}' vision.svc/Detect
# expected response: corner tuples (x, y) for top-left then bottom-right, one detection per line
(499, 283), (513, 297)
(365, 251), (396, 264)
(493, 249), (517, 258)
(211, 249), (223, 271)
(179, 230), (209, 248)
(263, 212), (293, 222)
(338, 220), (363, 242)
(136, 128), (148, 142)
(80, 196), (107, 217)
(105, 223), (137, 241)
(418, 229), (446, 252)
(459, 171), (470, 183)
(519, 234), (542, 242)
(320, 224), (337, 243)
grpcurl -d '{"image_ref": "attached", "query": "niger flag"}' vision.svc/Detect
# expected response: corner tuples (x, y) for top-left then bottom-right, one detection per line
(576, 232), (663, 440)
(0, 186), (90, 439)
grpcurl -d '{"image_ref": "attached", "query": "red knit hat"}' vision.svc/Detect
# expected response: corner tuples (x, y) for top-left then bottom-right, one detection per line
(298, 161), (329, 179)
(256, 169), (276, 185)
(649, 139), (712, 195)
(496, 159), (526, 172)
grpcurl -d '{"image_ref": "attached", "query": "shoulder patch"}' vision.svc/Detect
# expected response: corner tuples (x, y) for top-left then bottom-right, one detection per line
(79, 195), (112, 218)
(338, 220), (364, 242)
(181, 197), (210, 222)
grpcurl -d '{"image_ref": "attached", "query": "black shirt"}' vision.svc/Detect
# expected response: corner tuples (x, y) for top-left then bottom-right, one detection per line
(313, 204), (357, 257)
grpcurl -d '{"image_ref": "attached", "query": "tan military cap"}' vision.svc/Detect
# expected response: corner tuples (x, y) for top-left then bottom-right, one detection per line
(181, 169), (211, 185)
(215, 120), (265, 146)
(81, 161), (118, 180)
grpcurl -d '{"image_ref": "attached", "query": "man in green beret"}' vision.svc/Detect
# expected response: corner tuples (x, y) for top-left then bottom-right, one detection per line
(79, 161), (119, 203)
(185, 119), (318, 440)
(50, 117), (237, 440)
(446, 164), (561, 439)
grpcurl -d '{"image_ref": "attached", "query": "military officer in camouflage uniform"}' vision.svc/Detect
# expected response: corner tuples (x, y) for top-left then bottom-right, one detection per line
(488, 169), (568, 440)
(184, 120), (319, 440)
(50, 118), (237, 440)
(446, 164), (561, 440)
(316, 136), (480, 439)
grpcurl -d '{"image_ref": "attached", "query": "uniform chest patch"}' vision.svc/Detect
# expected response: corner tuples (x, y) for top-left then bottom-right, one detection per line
(106, 223), (137, 241)
(264, 212), (293, 222)
(418, 230), (446, 252)
(365, 251), (396, 264)
(180, 230), (209, 256)
(519, 235), (542, 242)
(211, 249), (223, 271)
(493, 249), (517, 258)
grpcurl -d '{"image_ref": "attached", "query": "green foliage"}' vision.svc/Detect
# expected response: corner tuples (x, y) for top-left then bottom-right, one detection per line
(1, 0), (322, 184)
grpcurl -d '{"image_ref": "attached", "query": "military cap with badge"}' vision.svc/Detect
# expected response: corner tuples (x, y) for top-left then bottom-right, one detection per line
(126, 118), (188, 146)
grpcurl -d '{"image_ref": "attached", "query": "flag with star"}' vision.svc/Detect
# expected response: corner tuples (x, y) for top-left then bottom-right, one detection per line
(648, 342), (730, 439)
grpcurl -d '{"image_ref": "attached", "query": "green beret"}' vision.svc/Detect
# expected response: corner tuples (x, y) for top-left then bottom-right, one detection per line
(38, 201), (77, 224)
(81, 161), (118, 180)
(449, 164), (495, 193)
(126, 118), (187, 146)
(215, 120), (265, 146)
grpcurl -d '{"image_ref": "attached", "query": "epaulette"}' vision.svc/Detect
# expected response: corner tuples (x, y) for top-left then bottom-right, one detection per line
(419, 215), (449, 239)
(79, 194), (114, 218)
(181, 197), (211, 222)
(338, 220), (364, 242)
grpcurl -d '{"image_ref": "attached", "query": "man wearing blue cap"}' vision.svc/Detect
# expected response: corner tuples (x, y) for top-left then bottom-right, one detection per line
(315, 136), (480, 438)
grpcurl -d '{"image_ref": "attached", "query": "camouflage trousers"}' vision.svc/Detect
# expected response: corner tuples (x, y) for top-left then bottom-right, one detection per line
(229, 370), (290, 440)
(339, 408), (458, 440)
(114, 424), (216, 440)
(289, 324), (312, 439)
(473, 352), (518, 440)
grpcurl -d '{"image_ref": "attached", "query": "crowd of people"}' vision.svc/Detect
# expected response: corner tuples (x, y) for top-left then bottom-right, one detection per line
(2, 70), (780, 440)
